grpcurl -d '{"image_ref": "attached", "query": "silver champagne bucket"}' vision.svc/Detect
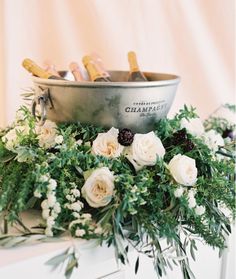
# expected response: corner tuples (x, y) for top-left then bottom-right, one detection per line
(32, 71), (180, 133)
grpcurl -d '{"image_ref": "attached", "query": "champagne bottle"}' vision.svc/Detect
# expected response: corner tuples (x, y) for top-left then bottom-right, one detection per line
(127, 51), (147, 81)
(69, 62), (84, 81)
(82, 55), (110, 82)
(22, 58), (65, 80)
(43, 60), (60, 77)
(90, 52), (112, 81)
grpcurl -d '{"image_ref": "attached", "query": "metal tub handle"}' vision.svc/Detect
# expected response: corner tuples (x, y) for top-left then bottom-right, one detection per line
(32, 87), (53, 126)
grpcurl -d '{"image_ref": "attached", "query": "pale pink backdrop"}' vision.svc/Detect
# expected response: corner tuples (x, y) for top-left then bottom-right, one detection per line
(0, 0), (234, 127)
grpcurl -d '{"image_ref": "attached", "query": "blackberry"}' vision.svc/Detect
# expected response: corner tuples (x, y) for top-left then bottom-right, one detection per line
(172, 128), (188, 145)
(183, 139), (195, 152)
(118, 128), (134, 146)
(222, 128), (234, 140)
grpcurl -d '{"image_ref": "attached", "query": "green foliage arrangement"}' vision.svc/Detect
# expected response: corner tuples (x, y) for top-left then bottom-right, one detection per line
(0, 103), (235, 279)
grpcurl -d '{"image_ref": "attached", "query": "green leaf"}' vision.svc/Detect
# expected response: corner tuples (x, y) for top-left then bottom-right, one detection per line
(190, 244), (196, 261)
(135, 256), (139, 274)
(65, 257), (78, 279)
(0, 153), (16, 163)
(45, 247), (70, 266)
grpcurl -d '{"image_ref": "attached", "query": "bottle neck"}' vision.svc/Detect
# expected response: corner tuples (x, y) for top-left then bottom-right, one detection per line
(23, 59), (52, 79)
(83, 56), (104, 81)
(128, 51), (140, 72)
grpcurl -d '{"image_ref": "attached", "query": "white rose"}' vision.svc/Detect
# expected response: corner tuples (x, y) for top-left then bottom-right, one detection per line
(126, 131), (165, 171)
(202, 129), (224, 152)
(168, 154), (198, 186)
(82, 167), (115, 208)
(180, 118), (205, 137)
(92, 127), (124, 158)
(195, 205), (206, 215)
(2, 126), (30, 150)
(36, 120), (58, 149)
(55, 135), (63, 144)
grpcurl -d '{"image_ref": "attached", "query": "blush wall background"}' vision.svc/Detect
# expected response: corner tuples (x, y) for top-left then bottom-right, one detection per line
(0, 0), (235, 127)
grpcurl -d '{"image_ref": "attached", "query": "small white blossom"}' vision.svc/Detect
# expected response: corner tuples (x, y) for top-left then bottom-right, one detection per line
(82, 213), (92, 220)
(70, 201), (83, 212)
(195, 205), (206, 215)
(72, 212), (81, 218)
(53, 202), (61, 214)
(70, 189), (80, 197)
(48, 179), (57, 190)
(45, 227), (53, 236)
(47, 216), (55, 227)
(94, 227), (103, 234)
(66, 194), (76, 202)
(41, 199), (49, 209)
(188, 196), (197, 208)
(34, 189), (42, 198)
(50, 210), (58, 219)
(75, 229), (86, 237)
(47, 195), (57, 207)
(188, 189), (196, 198)
(180, 118), (205, 137)
(174, 187), (184, 198)
(131, 185), (138, 193)
(55, 135), (64, 144)
(40, 175), (50, 183)
(76, 139), (83, 145)
(202, 130), (224, 152)
(42, 209), (50, 219)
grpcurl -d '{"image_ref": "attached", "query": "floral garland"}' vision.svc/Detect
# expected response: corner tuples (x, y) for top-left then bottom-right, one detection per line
(0, 104), (235, 279)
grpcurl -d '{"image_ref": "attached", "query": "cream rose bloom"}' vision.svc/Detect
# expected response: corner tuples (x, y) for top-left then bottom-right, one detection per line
(36, 120), (58, 149)
(168, 154), (198, 186)
(82, 167), (115, 208)
(126, 131), (165, 171)
(180, 118), (205, 137)
(92, 127), (124, 158)
(2, 125), (30, 150)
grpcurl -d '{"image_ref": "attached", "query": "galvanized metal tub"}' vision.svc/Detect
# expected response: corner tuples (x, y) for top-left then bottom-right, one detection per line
(32, 71), (180, 133)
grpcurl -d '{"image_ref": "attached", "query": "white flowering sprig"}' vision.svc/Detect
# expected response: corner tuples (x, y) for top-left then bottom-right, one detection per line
(69, 213), (104, 239)
(64, 184), (84, 213)
(40, 178), (61, 236)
